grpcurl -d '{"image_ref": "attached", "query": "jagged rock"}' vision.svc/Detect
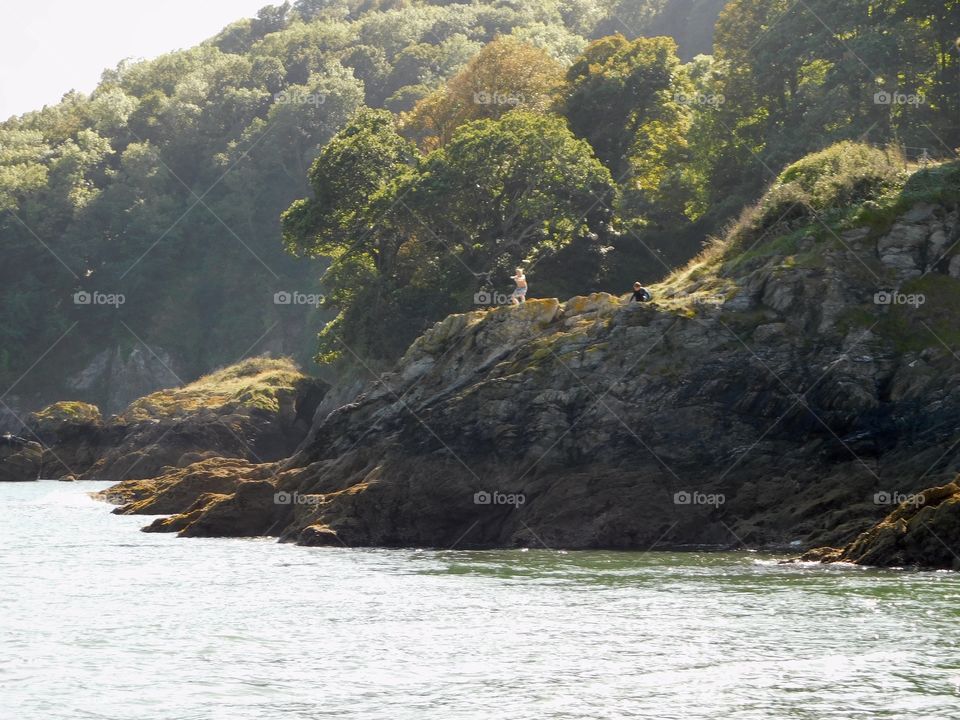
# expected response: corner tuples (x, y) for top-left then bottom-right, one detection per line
(99, 457), (268, 514)
(26, 402), (105, 479)
(753, 323), (786, 343)
(901, 202), (936, 223)
(800, 482), (960, 569)
(176, 480), (283, 538)
(840, 227), (870, 244)
(0, 435), (43, 482)
(761, 279), (796, 312)
(298, 524), (342, 546)
(928, 228), (949, 260)
(797, 546), (844, 563)
(141, 492), (232, 533)
(878, 223), (928, 277)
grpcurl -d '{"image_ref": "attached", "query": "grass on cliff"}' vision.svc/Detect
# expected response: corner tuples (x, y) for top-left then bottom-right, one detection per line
(655, 144), (960, 310)
(721, 143), (907, 260)
(121, 357), (305, 421)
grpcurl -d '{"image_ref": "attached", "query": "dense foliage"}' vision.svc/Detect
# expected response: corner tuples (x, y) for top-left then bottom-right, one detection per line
(0, 0), (725, 404)
(284, 109), (614, 360)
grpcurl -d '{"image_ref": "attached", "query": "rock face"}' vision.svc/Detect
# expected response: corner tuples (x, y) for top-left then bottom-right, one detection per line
(97, 196), (960, 560)
(0, 433), (44, 482)
(876, 203), (959, 280)
(800, 481), (960, 569)
(1, 359), (327, 482)
(67, 345), (183, 415)
(27, 402), (105, 479)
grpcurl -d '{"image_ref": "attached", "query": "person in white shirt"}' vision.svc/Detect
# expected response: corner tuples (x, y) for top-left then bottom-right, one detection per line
(511, 268), (527, 305)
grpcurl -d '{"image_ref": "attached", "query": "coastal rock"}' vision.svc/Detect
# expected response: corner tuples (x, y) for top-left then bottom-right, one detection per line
(98, 457), (268, 514)
(28, 402), (105, 479)
(800, 481), (960, 569)
(176, 480), (285, 538)
(0, 436), (43, 482)
(797, 546), (843, 563)
(48, 358), (327, 483)
(93, 201), (960, 564)
(298, 524), (342, 546)
(839, 482), (960, 568)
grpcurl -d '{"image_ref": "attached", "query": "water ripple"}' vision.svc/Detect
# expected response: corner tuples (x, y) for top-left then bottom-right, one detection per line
(1, 482), (959, 719)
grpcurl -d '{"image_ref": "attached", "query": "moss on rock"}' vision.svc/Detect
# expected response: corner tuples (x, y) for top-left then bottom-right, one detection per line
(31, 401), (102, 430)
(121, 357), (305, 421)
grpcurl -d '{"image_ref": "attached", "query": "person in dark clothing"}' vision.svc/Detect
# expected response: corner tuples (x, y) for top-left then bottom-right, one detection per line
(631, 281), (652, 303)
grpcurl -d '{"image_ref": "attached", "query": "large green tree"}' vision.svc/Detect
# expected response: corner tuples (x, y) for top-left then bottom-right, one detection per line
(560, 33), (693, 222)
(282, 109), (614, 363)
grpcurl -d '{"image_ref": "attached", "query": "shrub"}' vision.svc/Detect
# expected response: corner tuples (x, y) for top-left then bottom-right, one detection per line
(775, 142), (904, 211)
(721, 142), (906, 253)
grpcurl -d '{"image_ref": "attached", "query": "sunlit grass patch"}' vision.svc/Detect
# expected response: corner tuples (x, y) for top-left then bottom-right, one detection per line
(122, 357), (304, 420)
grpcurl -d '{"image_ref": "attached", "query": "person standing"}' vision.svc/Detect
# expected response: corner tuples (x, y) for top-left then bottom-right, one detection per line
(511, 268), (528, 305)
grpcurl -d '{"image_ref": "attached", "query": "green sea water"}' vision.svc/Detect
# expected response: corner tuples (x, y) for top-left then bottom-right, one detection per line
(2, 482), (959, 719)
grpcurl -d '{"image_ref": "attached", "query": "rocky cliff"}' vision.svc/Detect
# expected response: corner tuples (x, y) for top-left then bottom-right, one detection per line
(94, 161), (960, 562)
(0, 358), (327, 484)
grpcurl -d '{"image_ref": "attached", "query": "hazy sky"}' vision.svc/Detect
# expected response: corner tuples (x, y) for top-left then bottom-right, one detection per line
(1, 0), (272, 120)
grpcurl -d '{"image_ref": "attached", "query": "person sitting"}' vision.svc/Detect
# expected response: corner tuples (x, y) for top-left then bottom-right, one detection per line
(630, 281), (652, 303)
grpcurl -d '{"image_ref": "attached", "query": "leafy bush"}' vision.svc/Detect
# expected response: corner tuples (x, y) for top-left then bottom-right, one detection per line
(723, 143), (906, 251)
(774, 142), (904, 212)
(753, 182), (812, 231)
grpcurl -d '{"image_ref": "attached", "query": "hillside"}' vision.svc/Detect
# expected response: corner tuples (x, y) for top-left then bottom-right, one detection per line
(0, 0), (728, 425)
(3, 0), (955, 432)
(86, 148), (960, 564)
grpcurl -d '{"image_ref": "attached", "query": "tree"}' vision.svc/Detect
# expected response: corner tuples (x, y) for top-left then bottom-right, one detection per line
(402, 36), (564, 150)
(281, 107), (417, 301)
(561, 34), (688, 177)
(283, 109), (614, 364)
(560, 34), (692, 224)
(401, 110), (615, 281)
